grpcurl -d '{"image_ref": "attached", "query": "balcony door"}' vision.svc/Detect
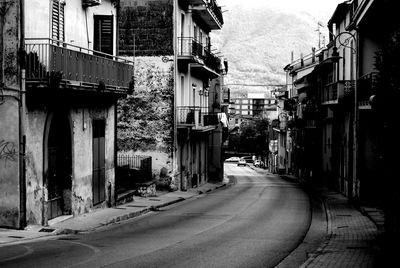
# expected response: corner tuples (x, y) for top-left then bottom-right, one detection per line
(93, 120), (106, 205)
(94, 15), (114, 56)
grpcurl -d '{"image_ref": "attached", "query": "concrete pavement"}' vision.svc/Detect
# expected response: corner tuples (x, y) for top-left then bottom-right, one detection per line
(0, 179), (230, 247)
(279, 174), (385, 268)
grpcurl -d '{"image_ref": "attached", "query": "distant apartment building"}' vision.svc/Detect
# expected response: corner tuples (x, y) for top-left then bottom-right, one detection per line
(230, 93), (277, 120)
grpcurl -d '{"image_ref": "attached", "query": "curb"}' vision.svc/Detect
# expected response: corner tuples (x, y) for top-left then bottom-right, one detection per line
(299, 193), (332, 268)
(48, 184), (227, 235)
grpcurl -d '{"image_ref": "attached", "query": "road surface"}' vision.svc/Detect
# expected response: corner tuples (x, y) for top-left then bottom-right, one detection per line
(0, 164), (311, 268)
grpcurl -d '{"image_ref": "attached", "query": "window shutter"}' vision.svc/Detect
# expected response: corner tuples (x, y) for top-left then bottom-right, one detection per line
(94, 15), (114, 56)
(52, 0), (65, 42)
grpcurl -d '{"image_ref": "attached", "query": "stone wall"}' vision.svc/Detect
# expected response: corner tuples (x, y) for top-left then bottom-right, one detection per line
(119, 0), (173, 56)
(117, 57), (174, 187)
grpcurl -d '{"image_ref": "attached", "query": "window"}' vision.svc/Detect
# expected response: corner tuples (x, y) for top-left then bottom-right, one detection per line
(94, 15), (114, 56)
(52, 0), (65, 42)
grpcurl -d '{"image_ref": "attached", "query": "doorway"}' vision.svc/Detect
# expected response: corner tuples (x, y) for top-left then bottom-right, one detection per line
(93, 120), (106, 205)
(46, 113), (72, 220)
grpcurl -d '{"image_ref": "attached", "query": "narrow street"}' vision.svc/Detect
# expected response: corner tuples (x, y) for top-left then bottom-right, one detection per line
(0, 164), (311, 268)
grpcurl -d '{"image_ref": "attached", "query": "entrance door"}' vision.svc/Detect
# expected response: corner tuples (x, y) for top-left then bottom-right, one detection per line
(47, 114), (72, 220)
(93, 120), (105, 205)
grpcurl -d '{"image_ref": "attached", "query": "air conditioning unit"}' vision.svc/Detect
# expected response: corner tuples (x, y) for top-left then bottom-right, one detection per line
(82, 0), (101, 7)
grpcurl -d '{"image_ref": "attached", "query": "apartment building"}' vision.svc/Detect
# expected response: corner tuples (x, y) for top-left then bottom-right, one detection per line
(230, 93), (277, 119)
(0, 0), (133, 229)
(118, 0), (228, 190)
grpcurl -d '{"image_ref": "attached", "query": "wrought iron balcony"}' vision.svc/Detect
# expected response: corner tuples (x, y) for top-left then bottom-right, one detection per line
(25, 38), (134, 94)
(176, 106), (218, 130)
(190, 0), (223, 30)
(357, 72), (378, 108)
(177, 37), (221, 74)
(321, 80), (354, 105)
(178, 37), (204, 59)
(222, 87), (230, 105)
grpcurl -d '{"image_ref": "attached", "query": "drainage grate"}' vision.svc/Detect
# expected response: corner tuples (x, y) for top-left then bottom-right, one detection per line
(38, 228), (55, 232)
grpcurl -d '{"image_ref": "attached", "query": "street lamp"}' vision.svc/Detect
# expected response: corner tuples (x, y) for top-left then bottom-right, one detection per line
(330, 30), (358, 198)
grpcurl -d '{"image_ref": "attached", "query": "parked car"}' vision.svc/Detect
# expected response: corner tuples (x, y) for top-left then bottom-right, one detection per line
(237, 158), (247, 166)
(241, 156), (253, 163)
(225, 157), (240, 163)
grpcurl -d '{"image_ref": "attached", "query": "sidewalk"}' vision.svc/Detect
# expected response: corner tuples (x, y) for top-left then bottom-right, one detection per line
(300, 185), (383, 268)
(0, 179), (230, 247)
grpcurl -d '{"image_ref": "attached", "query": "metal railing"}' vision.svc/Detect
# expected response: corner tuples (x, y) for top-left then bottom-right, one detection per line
(177, 106), (201, 125)
(117, 155), (152, 181)
(178, 37), (204, 58)
(176, 106), (219, 127)
(222, 87), (230, 104)
(206, 0), (224, 26)
(321, 80), (353, 104)
(25, 38), (134, 91)
(178, 37), (221, 73)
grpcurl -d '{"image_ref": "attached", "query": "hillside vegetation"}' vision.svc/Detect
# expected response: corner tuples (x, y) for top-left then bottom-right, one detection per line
(211, 4), (328, 95)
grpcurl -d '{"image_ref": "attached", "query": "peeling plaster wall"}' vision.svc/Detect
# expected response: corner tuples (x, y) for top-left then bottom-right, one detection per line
(25, 105), (116, 225)
(0, 101), (20, 227)
(24, 110), (46, 225)
(0, 0), (21, 228)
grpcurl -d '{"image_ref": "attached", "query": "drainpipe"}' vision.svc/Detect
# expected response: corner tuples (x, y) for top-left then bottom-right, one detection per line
(19, 0), (26, 229)
(173, 0), (178, 190)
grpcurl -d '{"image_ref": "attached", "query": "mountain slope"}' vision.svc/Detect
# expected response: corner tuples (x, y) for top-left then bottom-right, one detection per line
(211, 5), (328, 95)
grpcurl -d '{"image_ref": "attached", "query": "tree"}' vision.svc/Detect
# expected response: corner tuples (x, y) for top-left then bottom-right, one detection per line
(228, 118), (269, 156)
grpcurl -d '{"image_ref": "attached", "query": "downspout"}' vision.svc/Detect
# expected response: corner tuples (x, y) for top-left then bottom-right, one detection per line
(173, 0), (178, 190)
(19, 0), (26, 229)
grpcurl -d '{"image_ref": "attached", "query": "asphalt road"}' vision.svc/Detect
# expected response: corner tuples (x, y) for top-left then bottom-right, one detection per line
(0, 164), (311, 268)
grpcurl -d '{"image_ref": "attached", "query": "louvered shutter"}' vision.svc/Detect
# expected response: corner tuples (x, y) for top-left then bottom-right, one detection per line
(94, 15), (114, 56)
(52, 0), (65, 42)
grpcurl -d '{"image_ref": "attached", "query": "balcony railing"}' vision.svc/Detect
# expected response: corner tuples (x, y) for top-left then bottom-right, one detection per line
(321, 80), (353, 105)
(222, 88), (230, 104)
(177, 106), (219, 129)
(178, 37), (204, 58)
(357, 72), (378, 107)
(178, 37), (221, 74)
(25, 38), (134, 93)
(191, 0), (223, 30)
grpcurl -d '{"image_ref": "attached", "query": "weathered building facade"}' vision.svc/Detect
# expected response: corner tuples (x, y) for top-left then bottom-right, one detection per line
(1, 0), (133, 229)
(280, 0), (400, 237)
(118, 0), (228, 189)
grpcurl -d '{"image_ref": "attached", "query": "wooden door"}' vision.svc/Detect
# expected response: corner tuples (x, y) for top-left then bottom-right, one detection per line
(93, 120), (105, 205)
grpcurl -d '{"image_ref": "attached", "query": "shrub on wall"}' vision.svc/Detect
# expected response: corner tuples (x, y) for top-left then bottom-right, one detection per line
(117, 61), (174, 154)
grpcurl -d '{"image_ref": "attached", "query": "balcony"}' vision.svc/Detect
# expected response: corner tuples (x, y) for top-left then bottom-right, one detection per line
(190, 0), (223, 30)
(177, 37), (221, 76)
(222, 87), (230, 106)
(176, 106), (218, 131)
(321, 80), (354, 105)
(357, 72), (378, 109)
(25, 38), (134, 95)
